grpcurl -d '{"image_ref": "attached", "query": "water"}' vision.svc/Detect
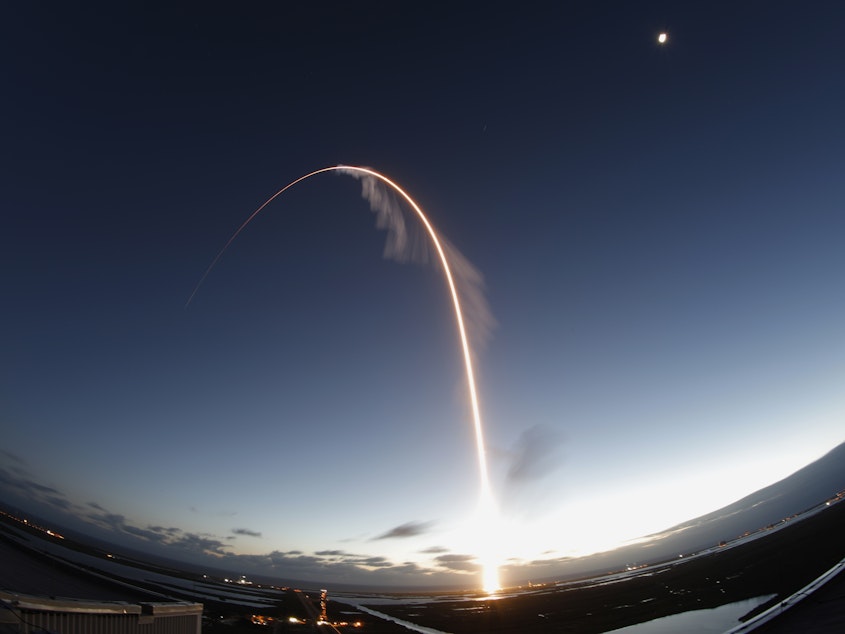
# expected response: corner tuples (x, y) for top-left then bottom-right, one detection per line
(606, 595), (775, 633)
(354, 605), (451, 634)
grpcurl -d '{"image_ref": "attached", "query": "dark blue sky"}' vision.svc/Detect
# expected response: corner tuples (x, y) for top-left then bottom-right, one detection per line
(2, 2), (844, 588)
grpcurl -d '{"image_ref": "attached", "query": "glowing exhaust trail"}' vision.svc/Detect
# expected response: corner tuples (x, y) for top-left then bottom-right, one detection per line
(188, 165), (500, 592)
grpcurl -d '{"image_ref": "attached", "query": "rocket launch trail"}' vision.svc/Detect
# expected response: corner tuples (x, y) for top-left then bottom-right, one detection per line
(189, 165), (501, 592)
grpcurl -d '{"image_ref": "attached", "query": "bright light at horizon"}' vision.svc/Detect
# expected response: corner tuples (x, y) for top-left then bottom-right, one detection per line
(477, 445), (838, 570)
(476, 489), (503, 593)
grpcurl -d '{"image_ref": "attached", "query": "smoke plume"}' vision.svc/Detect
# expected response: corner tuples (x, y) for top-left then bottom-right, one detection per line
(341, 168), (496, 351)
(505, 424), (564, 484)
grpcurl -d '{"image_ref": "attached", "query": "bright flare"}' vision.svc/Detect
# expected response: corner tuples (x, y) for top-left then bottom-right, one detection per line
(189, 165), (500, 591)
(477, 488), (503, 594)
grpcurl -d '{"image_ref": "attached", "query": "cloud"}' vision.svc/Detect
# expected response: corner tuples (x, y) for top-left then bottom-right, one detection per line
(314, 551), (395, 569)
(387, 561), (429, 576)
(0, 450), (25, 466)
(0, 461), (180, 548)
(123, 524), (173, 543)
(88, 512), (129, 532)
(434, 553), (478, 573)
(420, 545), (450, 554)
(227, 548), (454, 585)
(356, 555), (393, 569)
(84, 507), (232, 557)
(85, 512), (171, 545)
(0, 464), (78, 515)
(266, 550), (323, 567)
(505, 424), (565, 484)
(373, 520), (435, 540)
(0, 466), (61, 498)
(45, 496), (73, 510)
(170, 532), (231, 556)
(0, 467), (481, 587)
(232, 527), (262, 538)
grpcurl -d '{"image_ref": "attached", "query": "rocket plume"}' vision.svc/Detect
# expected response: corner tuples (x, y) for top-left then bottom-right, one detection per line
(188, 165), (500, 591)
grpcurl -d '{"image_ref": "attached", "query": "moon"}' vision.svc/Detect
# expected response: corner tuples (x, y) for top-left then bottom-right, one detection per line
(658, 32), (668, 44)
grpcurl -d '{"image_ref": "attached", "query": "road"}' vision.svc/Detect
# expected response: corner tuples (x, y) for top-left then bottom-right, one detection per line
(293, 589), (341, 633)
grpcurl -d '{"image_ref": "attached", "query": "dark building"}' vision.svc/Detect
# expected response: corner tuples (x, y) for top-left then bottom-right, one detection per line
(0, 592), (202, 634)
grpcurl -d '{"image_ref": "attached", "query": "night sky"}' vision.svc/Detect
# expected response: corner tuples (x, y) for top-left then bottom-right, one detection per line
(2, 2), (844, 588)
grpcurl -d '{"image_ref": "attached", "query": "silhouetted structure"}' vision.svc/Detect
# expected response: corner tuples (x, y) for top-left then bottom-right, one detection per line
(0, 592), (202, 634)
